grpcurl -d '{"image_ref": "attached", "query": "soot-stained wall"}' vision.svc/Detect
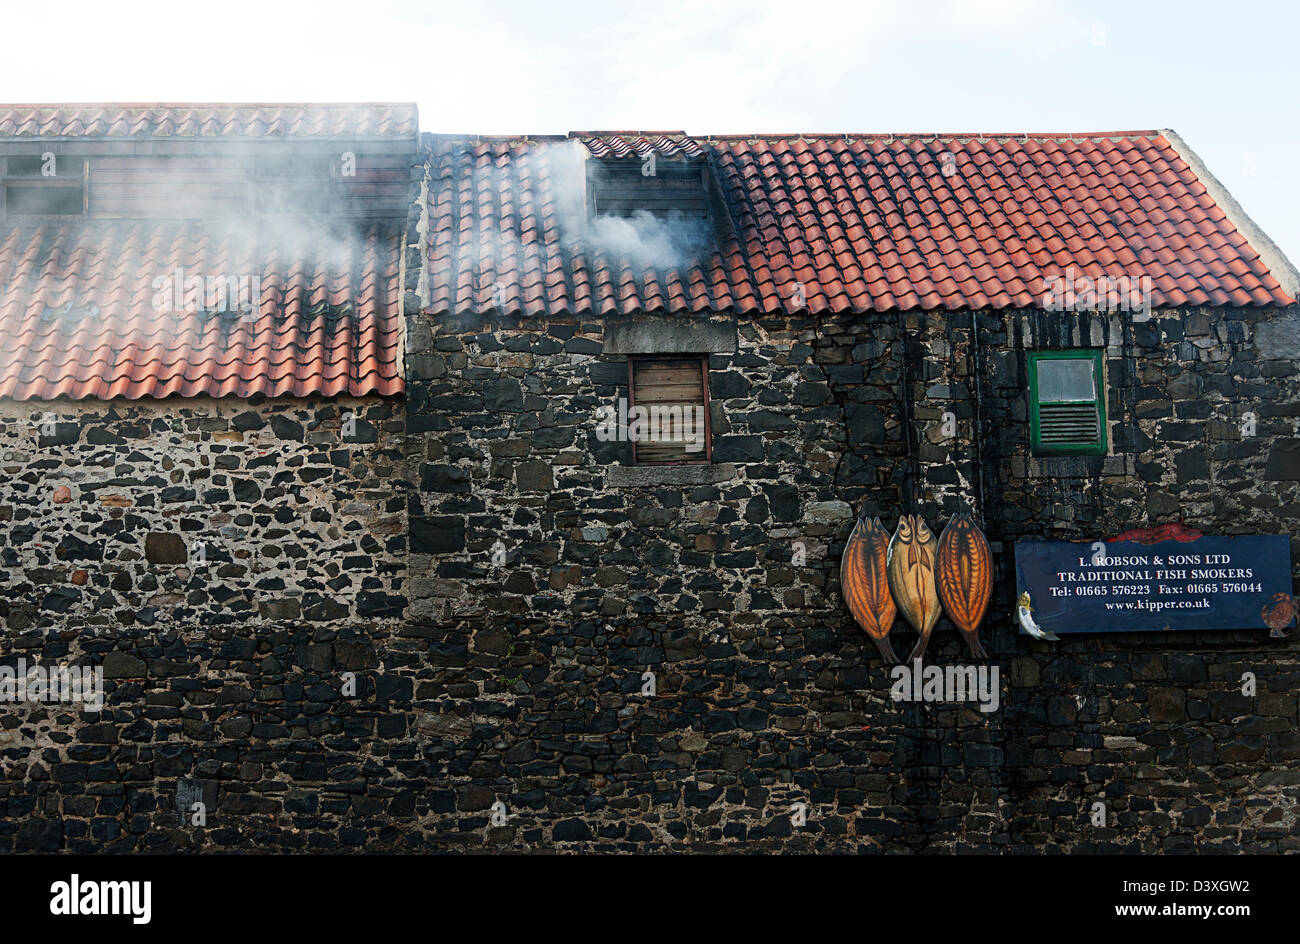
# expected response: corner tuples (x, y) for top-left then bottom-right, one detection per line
(401, 301), (1300, 852)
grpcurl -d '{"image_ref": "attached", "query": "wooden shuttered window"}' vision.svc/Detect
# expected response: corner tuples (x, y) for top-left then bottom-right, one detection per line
(629, 356), (712, 465)
(1029, 349), (1107, 455)
(0, 152), (410, 221)
(587, 159), (709, 220)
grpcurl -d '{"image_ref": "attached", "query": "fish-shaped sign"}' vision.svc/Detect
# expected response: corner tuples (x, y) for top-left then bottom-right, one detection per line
(935, 513), (993, 660)
(841, 516), (899, 664)
(886, 515), (942, 662)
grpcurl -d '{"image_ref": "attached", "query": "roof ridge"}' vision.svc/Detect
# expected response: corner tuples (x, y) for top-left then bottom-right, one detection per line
(0, 101), (418, 108)
(0, 103), (421, 142)
(416, 130), (1167, 145)
(570, 130), (690, 136)
(704, 130), (1163, 141)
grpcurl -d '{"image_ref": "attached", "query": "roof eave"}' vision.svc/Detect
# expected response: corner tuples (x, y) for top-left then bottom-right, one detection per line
(1162, 128), (1299, 304)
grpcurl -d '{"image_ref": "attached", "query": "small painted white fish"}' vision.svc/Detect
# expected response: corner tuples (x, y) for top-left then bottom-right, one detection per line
(1016, 591), (1060, 641)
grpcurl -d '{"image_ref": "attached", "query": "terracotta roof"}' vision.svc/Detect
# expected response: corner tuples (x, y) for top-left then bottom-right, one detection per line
(0, 102), (411, 401)
(1, 123), (1291, 401)
(425, 134), (759, 317)
(0, 220), (402, 400)
(425, 131), (1295, 316)
(0, 103), (418, 140)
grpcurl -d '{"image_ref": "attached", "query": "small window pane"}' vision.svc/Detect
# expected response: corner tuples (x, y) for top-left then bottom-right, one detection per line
(1037, 358), (1095, 402)
(5, 155), (84, 179)
(5, 182), (84, 215)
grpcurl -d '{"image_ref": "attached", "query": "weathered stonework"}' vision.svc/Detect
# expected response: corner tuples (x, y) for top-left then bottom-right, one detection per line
(2, 107), (1297, 854)
(0, 396), (409, 851)
(2, 282), (1299, 850)
(394, 301), (1300, 852)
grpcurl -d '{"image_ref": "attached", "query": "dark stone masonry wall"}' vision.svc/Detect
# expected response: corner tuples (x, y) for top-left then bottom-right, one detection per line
(3, 302), (1300, 852)
(401, 301), (1300, 853)
(0, 396), (408, 851)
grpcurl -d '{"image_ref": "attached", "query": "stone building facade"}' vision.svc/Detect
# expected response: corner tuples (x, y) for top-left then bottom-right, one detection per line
(401, 304), (1300, 852)
(2, 113), (1299, 852)
(0, 105), (414, 851)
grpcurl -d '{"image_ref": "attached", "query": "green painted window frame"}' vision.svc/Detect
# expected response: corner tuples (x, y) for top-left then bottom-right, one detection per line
(1028, 349), (1107, 456)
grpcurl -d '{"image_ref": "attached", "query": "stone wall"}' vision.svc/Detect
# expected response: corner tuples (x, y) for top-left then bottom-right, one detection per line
(0, 395), (409, 851)
(398, 301), (1300, 852)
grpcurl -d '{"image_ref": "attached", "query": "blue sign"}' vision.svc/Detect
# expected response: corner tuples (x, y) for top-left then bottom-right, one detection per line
(1014, 535), (1294, 635)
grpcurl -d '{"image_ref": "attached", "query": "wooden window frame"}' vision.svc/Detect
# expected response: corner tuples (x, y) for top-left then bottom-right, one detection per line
(1028, 349), (1108, 456)
(627, 355), (713, 466)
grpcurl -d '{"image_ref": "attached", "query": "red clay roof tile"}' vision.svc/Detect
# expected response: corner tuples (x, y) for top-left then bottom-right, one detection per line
(0, 103), (411, 401)
(426, 131), (1294, 317)
(0, 220), (403, 401)
(2, 119), (1293, 401)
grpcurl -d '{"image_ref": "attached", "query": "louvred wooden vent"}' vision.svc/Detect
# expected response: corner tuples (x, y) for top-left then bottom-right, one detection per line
(588, 159), (709, 219)
(629, 357), (711, 465)
(1029, 350), (1107, 455)
(1038, 402), (1100, 445)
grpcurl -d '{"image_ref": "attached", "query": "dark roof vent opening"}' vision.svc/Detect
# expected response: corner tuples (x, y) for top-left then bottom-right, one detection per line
(583, 156), (726, 269)
(586, 157), (709, 219)
(3, 155), (86, 216)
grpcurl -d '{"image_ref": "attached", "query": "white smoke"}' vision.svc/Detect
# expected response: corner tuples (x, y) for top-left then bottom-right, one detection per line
(453, 138), (713, 281)
(586, 210), (711, 270)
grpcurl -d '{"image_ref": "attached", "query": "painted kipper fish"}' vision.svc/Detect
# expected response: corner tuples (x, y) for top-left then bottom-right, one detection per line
(886, 515), (942, 662)
(841, 516), (899, 664)
(935, 513), (993, 659)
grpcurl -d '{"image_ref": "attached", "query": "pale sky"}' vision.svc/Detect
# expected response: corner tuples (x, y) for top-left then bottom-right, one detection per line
(4, 0), (1296, 265)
